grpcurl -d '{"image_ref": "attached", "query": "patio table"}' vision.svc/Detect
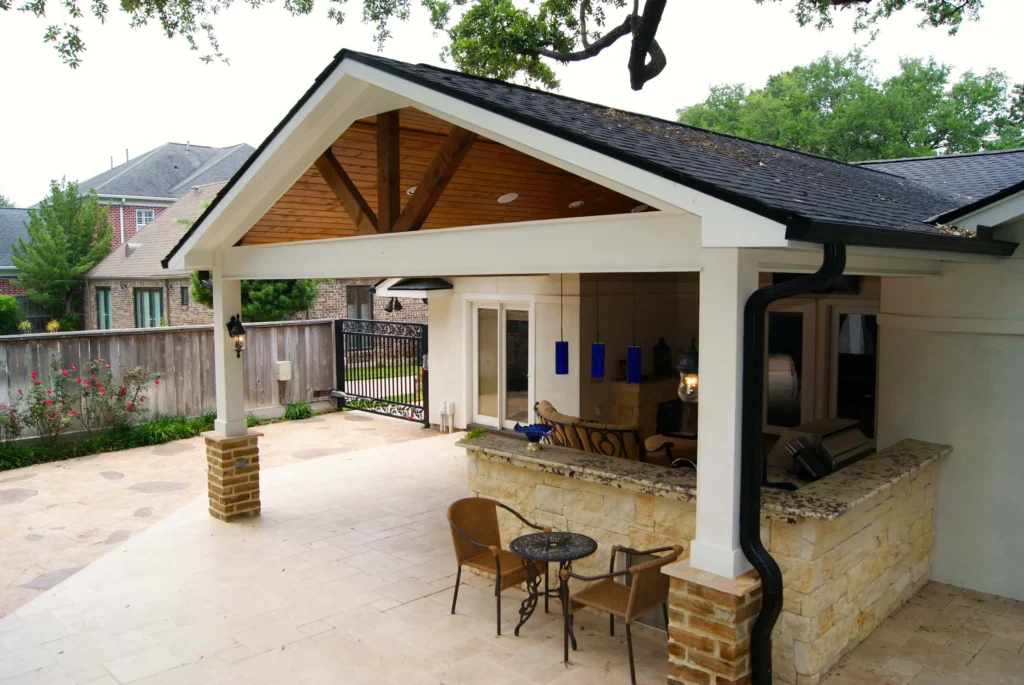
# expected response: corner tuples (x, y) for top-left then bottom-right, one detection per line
(510, 531), (598, 663)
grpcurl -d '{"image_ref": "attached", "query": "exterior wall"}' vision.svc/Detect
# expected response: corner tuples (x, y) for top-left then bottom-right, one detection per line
(304, 278), (427, 322)
(428, 275), (580, 429)
(578, 273), (699, 424)
(101, 203), (169, 248)
(0, 276), (26, 296)
(465, 448), (937, 685)
(877, 220), (1024, 601)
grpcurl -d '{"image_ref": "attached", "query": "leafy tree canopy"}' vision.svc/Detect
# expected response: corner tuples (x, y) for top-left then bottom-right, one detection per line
(677, 51), (1024, 162)
(5, 0), (983, 89)
(11, 179), (111, 317)
(0, 194), (13, 208)
(190, 272), (322, 322)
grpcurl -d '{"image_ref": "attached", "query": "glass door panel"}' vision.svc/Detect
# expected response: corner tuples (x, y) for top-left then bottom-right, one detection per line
(504, 309), (530, 427)
(765, 303), (816, 433)
(476, 307), (500, 423)
(831, 310), (878, 438)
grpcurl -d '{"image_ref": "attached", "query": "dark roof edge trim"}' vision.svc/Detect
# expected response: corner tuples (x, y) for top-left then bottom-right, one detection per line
(929, 178), (1024, 224)
(786, 218), (1017, 257)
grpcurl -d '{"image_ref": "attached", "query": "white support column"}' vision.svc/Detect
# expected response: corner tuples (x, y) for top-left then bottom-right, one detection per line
(689, 248), (759, 578)
(212, 252), (247, 437)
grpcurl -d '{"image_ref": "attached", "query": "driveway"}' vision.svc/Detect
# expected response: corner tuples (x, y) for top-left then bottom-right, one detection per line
(0, 411), (431, 617)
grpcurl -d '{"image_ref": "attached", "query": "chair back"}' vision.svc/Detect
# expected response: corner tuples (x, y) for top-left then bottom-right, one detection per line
(448, 497), (501, 565)
(575, 421), (644, 461)
(535, 401), (584, 450)
(625, 545), (684, 621)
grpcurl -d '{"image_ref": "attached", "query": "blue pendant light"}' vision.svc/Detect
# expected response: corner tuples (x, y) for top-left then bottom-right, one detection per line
(626, 280), (641, 383)
(555, 274), (568, 375)
(591, 275), (605, 378)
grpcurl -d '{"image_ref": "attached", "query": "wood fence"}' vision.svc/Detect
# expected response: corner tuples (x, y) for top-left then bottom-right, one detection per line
(0, 320), (336, 419)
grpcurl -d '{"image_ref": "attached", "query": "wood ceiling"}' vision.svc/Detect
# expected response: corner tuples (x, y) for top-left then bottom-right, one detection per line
(240, 107), (647, 245)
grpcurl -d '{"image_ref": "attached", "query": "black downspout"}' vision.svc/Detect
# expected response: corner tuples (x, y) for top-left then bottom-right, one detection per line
(741, 243), (847, 685)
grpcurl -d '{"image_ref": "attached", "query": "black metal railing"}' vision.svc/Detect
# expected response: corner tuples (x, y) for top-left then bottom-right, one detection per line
(333, 319), (428, 427)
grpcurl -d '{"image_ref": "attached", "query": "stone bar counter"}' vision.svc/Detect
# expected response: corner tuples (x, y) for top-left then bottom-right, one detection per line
(459, 433), (949, 685)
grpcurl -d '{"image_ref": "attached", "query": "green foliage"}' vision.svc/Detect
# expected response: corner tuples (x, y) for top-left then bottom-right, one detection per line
(284, 400), (313, 421)
(12, 179), (111, 317)
(678, 51), (1024, 162)
(8, 0), (982, 88)
(0, 411), (217, 472)
(190, 272), (321, 322)
(0, 193), (13, 208)
(464, 427), (488, 439)
(17, 321), (32, 333)
(246, 413), (261, 428)
(0, 296), (22, 334)
(59, 314), (80, 332)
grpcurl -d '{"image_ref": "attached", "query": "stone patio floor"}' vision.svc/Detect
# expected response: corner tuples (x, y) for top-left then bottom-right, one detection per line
(0, 411), (430, 617)
(1, 420), (1021, 685)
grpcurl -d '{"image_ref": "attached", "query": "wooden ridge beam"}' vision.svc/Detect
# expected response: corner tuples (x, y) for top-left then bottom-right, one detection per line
(376, 111), (401, 233)
(314, 150), (378, 235)
(393, 126), (478, 233)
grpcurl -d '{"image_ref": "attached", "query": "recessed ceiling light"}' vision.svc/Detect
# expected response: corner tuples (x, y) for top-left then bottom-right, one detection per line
(497, 193), (519, 204)
(569, 200), (584, 209)
(630, 204), (650, 213)
(406, 186), (417, 195)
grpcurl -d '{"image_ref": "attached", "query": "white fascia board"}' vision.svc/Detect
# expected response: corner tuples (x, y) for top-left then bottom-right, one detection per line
(166, 69), (406, 270)
(947, 190), (1024, 231)
(781, 240), (998, 267)
(219, 212), (703, 280)
(96, 195), (175, 206)
(756, 245), (942, 277)
(341, 61), (787, 247)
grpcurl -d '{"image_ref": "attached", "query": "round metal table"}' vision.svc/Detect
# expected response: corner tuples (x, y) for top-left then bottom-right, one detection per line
(510, 531), (598, 663)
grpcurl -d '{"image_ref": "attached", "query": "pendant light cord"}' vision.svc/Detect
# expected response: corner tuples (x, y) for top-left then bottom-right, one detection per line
(595, 275), (600, 343)
(632, 280), (636, 346)
(560, 273), (564, 341)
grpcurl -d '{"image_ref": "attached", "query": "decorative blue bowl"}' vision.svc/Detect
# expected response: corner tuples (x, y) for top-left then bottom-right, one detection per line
(514, 423), (551, 450)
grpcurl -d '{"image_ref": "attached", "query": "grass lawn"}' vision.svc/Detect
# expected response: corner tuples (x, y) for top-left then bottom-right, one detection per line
(344, 362), (419, 381)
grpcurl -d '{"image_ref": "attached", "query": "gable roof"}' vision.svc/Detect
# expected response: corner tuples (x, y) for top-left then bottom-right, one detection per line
(856, 149), (1024, 204)
(79, 143), (254, 200)
(164, 50), (1017, 266)
(90, 182), (225, 279)
(0, 208), (30, 268)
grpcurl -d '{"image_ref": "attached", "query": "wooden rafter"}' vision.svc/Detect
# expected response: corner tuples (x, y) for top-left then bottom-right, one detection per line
(376, 111), (401, 233)
(393, 126), (478, 233)
(314, 150), (378, 235)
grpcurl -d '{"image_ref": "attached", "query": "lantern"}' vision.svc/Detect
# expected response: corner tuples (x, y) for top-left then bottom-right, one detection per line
(226, 315), (247, 358)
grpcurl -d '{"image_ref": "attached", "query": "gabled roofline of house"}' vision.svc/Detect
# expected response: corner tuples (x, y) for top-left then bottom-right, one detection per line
(929, 179), (1024, 225)
(786, 217), (1017, 256)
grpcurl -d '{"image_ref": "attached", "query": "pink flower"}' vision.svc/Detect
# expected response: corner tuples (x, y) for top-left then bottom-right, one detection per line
(98, 388), (105, 394)
(70, 364), (75, 370)
(61, 369), (67, 376)
(105, 364), (110, 368)
(17, 389), (23, 396)
(69, 410), (76, 416)
(33, 381), (40, 386)
(139, 397), (144, 403)
(119, 387), (126, 395)
(75, 377), (82, 383)
(30, 371), (37, 380)
(48, 413), (55, 419)
(126, 403), (134, 410)
(44, 399), (53, 405)
(154, 379), (160, 385)
(84, 380), (90, 386)
(45, 389), (52, 395)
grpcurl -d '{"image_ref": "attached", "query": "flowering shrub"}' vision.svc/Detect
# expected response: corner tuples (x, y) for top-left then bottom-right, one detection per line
(0, 397), (24, 444)
(22, 362), (76, 445)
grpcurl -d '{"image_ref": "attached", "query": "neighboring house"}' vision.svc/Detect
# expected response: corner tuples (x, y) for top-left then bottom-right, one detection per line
(85, 182), (426, 330)
(78, 142), (255, 247)
(163, 50), (1024, 685)
(0, 207), (29, 296)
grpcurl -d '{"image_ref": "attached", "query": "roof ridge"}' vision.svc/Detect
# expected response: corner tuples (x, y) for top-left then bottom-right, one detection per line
(169, 145), (250, 193)
(856, 148), (1024, 165)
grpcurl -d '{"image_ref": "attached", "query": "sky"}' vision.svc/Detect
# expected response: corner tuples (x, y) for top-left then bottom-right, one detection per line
(1, 0), (1023, 207)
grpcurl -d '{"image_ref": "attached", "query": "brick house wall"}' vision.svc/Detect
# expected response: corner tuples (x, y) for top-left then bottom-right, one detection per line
(101, 204), (169, 248)
(0, 276), (26, 296)
(84, 278), (428, 330)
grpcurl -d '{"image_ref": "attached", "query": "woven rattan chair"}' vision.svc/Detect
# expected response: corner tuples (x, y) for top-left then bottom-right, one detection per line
(448, 497), (550, 635)
(561, 544), (684, 684)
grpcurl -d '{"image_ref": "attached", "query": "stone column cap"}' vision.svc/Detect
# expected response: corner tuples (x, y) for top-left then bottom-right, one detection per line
(202, 428), (264, 443)
(662, 558), (761, 596)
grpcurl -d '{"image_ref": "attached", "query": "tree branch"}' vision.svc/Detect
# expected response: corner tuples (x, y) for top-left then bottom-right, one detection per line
(534, 13), (633, 63)
(628, 0), (668, 90)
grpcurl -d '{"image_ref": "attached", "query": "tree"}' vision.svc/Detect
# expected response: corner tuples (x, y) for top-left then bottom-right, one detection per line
(11, 179), (111, 317)
(0, 194), (13, 208)
(677, 52), (1024, 162)
(0, 295), (23, 334)
(6, 0), (982, 89)
(189, 272), (322, 322)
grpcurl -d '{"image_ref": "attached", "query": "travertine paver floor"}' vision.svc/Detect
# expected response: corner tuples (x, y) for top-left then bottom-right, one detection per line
(823, 581), (1024, 685)
(0, 411), (431, 617)
(0, 433), (670, 685)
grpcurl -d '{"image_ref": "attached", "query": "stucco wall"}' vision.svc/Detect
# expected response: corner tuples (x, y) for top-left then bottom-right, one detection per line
(877, 220), (1024, 601)
(428, 275), (580, 428)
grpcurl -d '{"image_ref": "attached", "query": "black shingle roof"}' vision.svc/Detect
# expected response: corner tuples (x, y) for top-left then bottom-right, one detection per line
(857, 149), (1024, 205)
(0, 208), (30, 267)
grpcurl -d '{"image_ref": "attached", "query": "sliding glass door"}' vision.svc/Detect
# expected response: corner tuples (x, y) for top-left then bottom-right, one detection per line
(472, 303), (532, 429)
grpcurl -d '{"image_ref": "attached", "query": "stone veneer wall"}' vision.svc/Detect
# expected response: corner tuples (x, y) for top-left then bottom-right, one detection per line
(465, 449), (937, 685)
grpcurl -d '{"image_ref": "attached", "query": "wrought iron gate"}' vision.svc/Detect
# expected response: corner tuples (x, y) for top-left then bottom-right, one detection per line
(332, 319), (429, 427)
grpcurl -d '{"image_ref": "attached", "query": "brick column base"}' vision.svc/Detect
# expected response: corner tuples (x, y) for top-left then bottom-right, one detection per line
(204, 430), (262, 521)
(663, 559), (763, 685)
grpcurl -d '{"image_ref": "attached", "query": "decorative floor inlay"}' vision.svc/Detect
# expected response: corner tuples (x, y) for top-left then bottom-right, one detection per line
(0, 488), (38, 505)
(127, 481), (188, 493)
(99, 471), (124, 480)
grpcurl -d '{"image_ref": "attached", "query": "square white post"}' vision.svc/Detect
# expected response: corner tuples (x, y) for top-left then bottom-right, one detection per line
(212, 254), (247, 437)
(689, 248), (759, 578)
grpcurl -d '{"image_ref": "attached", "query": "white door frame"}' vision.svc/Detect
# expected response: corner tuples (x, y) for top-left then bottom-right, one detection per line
(468, 297), (536, 428)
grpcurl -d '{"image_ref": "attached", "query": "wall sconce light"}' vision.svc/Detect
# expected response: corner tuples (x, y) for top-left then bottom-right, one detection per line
(677, 335), (699, 402)
(226, 315), (247, 358)
(383, 297), (402, 313)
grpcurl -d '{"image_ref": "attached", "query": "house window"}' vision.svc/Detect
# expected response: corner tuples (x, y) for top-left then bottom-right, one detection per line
(134, 288), (163, 328)
(135, 209), (155, 230)
(96, 288), (112, 330)
(180, 286), (189, 306)
(346, 285), (373, 320)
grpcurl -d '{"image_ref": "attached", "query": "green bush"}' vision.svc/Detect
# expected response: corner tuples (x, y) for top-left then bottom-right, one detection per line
(0, 296), (22, 334)
(464, 427), (488, 440)
(59, 314), (80, 332)
(284, 400), (313, 421)
(246, 413), (261, 428)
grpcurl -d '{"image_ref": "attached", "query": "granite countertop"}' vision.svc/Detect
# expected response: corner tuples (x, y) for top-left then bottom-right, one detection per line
(459, 433), (950, 522)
